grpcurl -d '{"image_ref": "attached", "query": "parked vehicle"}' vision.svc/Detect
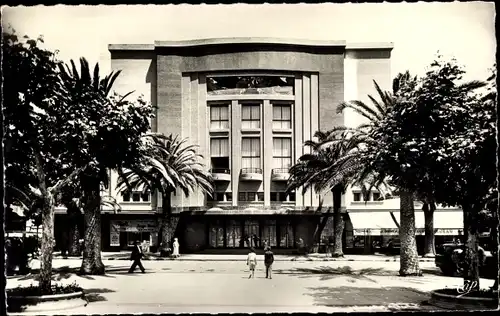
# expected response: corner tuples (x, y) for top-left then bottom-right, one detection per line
(435, 242), (497, 279)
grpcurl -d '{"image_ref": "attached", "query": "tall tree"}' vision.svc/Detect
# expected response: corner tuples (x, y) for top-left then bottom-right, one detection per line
(55, 57), (154, 275)
(384, 56), (493, 285)
(336, 74), (425, 275)
(117, 135), (213, 251)
(3, 31), (87, 292)
(287, 130), (387, 257)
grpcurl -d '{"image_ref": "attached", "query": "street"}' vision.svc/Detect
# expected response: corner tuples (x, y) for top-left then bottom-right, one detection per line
(6, 258), (496, 314)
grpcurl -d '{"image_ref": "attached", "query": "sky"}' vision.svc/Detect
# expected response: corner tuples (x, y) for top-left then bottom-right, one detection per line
(2, 3), (496, 81)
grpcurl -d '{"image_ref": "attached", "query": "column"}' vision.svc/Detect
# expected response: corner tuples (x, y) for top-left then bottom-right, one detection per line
(231, 100), (241, 207)
(263, 99), (273, 208)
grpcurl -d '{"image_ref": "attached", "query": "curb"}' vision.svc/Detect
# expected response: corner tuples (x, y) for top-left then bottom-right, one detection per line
(53, 256), (435, 263)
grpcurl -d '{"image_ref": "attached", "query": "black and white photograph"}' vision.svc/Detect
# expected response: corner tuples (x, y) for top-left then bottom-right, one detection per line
(2, 2), (499, 314)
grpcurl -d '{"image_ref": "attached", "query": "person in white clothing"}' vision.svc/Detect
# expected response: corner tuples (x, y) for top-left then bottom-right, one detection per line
(247, 248), (257, 279)
(172, 238), (180, 258)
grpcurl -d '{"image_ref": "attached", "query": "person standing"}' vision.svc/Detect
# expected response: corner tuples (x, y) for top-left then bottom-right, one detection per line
(264, 246), (274, 279)
(172, 237), (180, 258)
(128, 240), (145, 273)
(247, 247), (257, 279)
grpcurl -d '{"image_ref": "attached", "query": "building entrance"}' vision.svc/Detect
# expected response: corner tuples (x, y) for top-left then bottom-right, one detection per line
(244, 219), (260, 248)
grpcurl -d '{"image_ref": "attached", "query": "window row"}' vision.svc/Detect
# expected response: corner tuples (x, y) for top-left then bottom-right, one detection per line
(352, 191), (384, 202)
(121, 191), (151, 202)
(210, 104), (292, 130)
(207, 191), (296, 202)
(210, 137), (292, 170)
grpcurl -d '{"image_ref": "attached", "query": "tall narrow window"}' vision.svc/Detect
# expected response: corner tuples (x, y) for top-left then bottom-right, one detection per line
(210, 105), (229, 129)
(242, 137), (261, 171)
(273, 138), (292, 170)
(241, 104), (260, 129)
(210, 138), (230, 173)
(272, 104), (292, 129)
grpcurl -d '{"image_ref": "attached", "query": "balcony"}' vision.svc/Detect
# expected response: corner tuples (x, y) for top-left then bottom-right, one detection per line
(240, 168), (263, 181)
(210, 168), (231, 182)
(271, 168), (290, 181)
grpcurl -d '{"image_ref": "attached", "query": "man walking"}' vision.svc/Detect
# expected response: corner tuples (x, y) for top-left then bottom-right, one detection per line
(128, 240), (146, 273)
(264, 246), (274, 279)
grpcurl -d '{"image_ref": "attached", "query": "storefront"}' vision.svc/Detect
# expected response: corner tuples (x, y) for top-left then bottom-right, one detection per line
(102, 214), (159, 251)
(345, 210), (463, 254)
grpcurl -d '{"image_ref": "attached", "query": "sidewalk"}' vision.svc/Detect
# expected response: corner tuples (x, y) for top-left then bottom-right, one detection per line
(53, 252), (436, 262)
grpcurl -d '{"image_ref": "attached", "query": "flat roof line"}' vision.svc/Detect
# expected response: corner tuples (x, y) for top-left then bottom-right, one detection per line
(346, 42), (394, 50)
(154, 37), (347, 48)
(108, 44), (155, 51)
(108, 40), (394, 52)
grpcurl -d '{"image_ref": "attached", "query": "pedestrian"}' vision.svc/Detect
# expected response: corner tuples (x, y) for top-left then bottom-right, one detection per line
(128, 240), (145, 273)
(247, 247), (257, 279)
(297, 238), (304, 256)
(172, 237), (180, 258)
(264, 246), (274, 279)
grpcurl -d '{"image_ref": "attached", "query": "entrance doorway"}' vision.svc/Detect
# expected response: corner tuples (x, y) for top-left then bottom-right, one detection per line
(244, 219), (260, 248)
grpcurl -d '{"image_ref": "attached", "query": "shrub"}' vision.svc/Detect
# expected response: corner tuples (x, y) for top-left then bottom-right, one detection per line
(7, 281), (83, 296)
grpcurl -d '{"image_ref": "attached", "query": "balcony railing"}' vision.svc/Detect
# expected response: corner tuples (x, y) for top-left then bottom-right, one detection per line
(271, 168), (290, 181)
(210, 168), (231, 181)
(210, 168), (231, 174)
(272, 168), (290, 174)
(241, 168), (263, 174)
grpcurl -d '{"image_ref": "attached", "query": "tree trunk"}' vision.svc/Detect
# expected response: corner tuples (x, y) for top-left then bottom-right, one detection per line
(67, 201), (82, 257)
(423, 201), (436, 257)
(39, 192), (55, 294)
(399, 190), (421, 276)
(310, 197), (330, 253)
(462, 203), (480, 291)
(160, 192), (176, 248)
(332, 188), (344, 258)
(80, 180), (105, 275)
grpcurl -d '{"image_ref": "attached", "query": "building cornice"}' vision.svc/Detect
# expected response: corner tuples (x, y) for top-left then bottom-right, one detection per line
(109, 38), (348, 53)
(346, 42), (394, 50)
(108, 44), (155, 51)
(154, 37), (347, 48)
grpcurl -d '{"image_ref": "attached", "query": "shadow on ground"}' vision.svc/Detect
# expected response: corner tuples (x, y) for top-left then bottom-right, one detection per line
(7, 265), (143, 282)
(275, 265), (394, 282)
(306, 285), (432, 309)
(83, 288), (115, 303)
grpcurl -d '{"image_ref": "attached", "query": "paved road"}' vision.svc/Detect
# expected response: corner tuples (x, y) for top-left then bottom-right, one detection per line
(7, 259), (495, 314)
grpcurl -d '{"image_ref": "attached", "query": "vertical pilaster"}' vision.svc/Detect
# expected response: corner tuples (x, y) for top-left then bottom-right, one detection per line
(310, 74), (320, 207)
(263, 99), (272, 208)
(231, 100), (241, 207)
(294, 76), (303, 207)
(302, 75), (312, 207)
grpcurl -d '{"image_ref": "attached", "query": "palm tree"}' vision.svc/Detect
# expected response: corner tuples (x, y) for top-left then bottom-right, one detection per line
(117, 134), (214, 253)
(288, 129), (373, 257)
(336, 73), (423, 275)
(58, 57), (128, 274)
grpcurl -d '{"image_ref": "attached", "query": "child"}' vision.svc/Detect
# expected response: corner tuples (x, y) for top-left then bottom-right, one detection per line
(264, 246), (274, 279)
(247, 247), (257, 279)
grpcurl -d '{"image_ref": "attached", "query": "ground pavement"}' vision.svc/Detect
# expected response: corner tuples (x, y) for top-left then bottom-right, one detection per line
(6, 257), (496, 314)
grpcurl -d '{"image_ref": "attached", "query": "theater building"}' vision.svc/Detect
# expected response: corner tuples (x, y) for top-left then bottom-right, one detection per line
(54, 37), (462, 253)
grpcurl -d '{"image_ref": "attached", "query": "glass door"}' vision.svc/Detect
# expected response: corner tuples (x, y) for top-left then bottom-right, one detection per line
(226, 219), (242, 248)
(262, 220), (277, 247)
(279, 220), (294, 248)
(244, 219), (260, 248)
(209, 219), (225, 248)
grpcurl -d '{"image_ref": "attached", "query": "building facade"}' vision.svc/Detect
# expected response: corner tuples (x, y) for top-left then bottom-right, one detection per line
(53, 37), (462, 253)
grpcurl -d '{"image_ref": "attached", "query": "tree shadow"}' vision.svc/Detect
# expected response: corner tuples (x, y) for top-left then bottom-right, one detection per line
(8, 265), (139, 282)
(306, 285), (431, 309)
(83, 288), (115, 303)
(275, 265), (394, 282)
(11, 266), (96, 281)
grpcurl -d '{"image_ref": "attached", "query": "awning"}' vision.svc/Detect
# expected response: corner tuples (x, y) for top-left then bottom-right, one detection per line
(393, 211), (463, 235)
(348, 212), (399, 236)
(348, 211), (463, 236)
